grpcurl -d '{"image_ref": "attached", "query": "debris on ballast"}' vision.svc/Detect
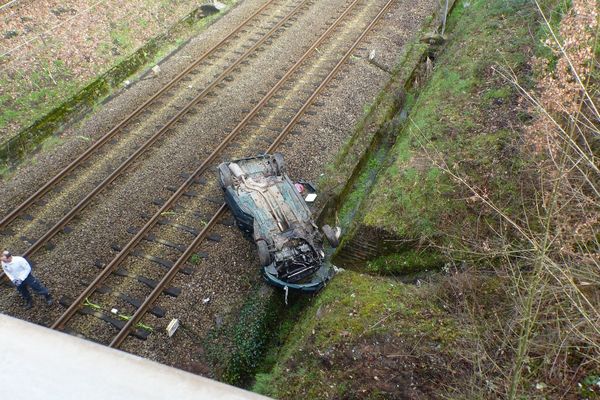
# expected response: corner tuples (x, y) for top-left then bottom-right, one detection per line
(166, 318), (180, 337)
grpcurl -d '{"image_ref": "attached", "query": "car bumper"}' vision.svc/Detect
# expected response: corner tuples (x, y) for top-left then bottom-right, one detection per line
(263, 262), (336, 293)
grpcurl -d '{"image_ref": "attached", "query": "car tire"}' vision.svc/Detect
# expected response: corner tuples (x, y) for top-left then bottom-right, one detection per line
(218, 163), (233, 188)
(322, 224), (340, 247)
(273, 153), (285, 175)
(257, 240), (271, 266)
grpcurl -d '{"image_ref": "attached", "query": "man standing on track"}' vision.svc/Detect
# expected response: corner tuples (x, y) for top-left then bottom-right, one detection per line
(1, 250), (53, 310)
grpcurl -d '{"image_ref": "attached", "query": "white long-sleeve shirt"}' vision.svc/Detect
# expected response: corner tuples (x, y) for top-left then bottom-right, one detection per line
(1, 256), (31, 283)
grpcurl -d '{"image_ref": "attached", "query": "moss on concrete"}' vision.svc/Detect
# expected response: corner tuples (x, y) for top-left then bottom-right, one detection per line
(366, 248), (445, 275)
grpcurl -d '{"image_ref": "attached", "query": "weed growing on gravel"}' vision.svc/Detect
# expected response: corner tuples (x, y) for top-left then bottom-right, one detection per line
(83, 297), (153, 332)
(83, 298), (101, 310)
(40, 136), (63, 152)
(117, 314), (153, 332)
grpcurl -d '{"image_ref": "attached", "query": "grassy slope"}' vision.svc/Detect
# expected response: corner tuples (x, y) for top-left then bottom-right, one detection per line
(253, 271), (470, 399)
(357, 0), (550, 273)
(0, 1), (237, 166)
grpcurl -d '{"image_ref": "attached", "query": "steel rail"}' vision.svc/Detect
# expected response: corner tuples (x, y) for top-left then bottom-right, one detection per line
(0, 0), (279, 230)
(16, 0), (312, 259)
(0, 0), (20, 12)
(52, 0), (365, 332)
(109, 0), (395, 348)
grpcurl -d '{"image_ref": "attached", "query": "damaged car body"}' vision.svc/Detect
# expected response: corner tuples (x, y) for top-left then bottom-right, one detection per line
(218, 153), (340, 292)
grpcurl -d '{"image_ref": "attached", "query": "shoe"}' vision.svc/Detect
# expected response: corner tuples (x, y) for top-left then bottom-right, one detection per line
(23, 301), (33, 310)
(44, 294), (53, 306)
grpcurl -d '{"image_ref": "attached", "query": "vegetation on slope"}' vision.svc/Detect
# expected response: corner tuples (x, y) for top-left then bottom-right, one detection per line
(362, 0), (540, 250)
(253, 271), (471, 399)
(0, 1), (236, 166)
(205, 286), (284, 387)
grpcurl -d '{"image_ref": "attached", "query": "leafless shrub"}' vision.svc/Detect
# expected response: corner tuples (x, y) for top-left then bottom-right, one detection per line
(420, 0), (598, 397)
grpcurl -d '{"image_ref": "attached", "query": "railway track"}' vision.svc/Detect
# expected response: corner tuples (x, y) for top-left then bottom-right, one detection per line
(45, 0), (395, 347)
(0, 0), (313, 260)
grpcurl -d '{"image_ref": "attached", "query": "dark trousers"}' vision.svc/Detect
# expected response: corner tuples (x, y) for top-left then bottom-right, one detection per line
(16, 273), (49, 303)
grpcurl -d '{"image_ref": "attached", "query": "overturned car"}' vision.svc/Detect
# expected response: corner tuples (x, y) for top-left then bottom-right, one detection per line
(217, 154), (339, 292)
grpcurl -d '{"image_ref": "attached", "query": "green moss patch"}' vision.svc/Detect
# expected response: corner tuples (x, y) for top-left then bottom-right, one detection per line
(253, 271), (470, 399)
(366, 248), (445, 275)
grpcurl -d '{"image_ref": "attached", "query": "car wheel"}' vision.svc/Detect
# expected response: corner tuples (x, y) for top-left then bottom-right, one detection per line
(322, 224), (340, 247)
(218, 163), (233, 188)
(257, 240), (271, 266)
(273, 153), (286, 175)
